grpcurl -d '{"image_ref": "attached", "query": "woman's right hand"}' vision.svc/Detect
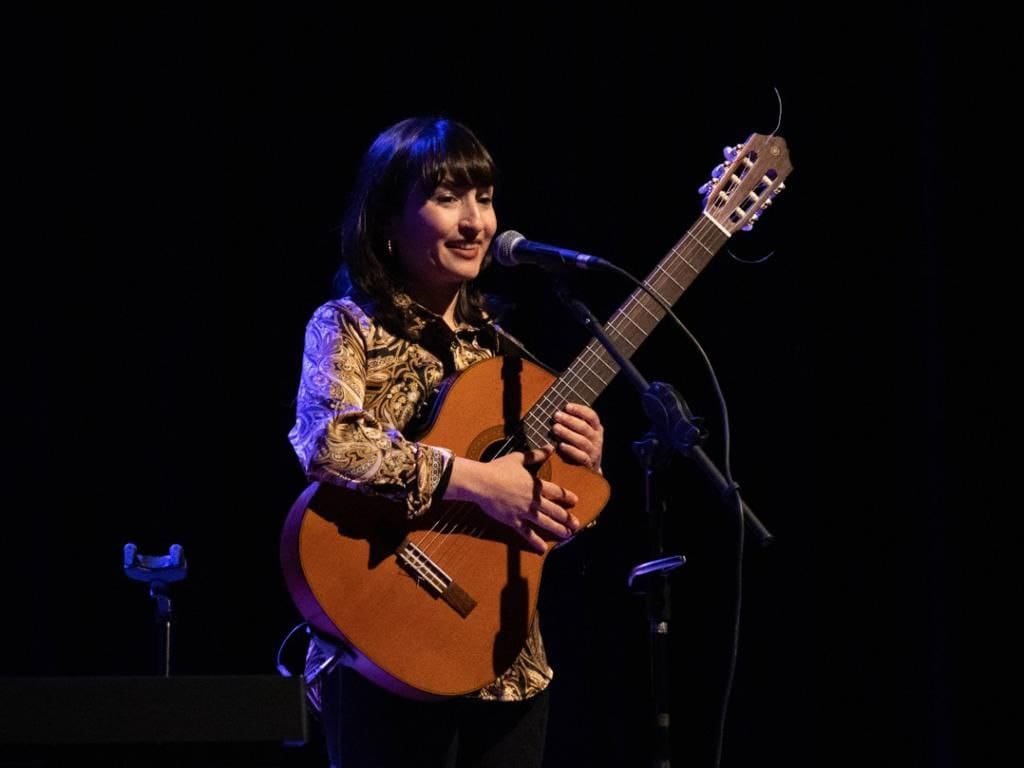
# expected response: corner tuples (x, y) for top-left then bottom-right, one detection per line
(446, 449), (581, 554)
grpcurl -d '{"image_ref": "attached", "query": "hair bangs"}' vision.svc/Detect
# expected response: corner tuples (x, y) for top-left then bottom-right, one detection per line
(413, 120), (496, 193)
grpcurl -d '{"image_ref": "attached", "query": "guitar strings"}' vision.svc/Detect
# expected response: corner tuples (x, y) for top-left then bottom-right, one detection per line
(412, 213), (721, 569)
(408, 214), (724, 576)
(415, 214), (720, 579)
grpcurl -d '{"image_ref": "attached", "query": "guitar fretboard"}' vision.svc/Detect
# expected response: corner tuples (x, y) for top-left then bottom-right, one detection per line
(521, 214), (729, 450)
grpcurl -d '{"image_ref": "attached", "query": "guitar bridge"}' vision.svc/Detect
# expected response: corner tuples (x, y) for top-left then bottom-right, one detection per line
(396, 539), (477, 618)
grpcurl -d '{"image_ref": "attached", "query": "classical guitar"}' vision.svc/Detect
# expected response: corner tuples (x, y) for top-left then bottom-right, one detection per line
(280, 133), (793, 699)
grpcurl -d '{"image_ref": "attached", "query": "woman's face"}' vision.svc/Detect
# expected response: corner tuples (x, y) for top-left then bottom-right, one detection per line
(390, 180), (497, 292)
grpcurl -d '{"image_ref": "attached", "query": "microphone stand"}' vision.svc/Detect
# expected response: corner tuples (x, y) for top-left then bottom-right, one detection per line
(124, 543), (188, 677)
(555, 287), (772, 768)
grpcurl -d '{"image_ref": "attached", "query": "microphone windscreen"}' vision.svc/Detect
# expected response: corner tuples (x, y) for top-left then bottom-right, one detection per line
(489, 230), (525, 266)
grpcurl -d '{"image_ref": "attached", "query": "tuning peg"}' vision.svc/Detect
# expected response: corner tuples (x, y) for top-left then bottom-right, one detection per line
(723, 145), (740, 162)
(711, 162), (727, 180)
(697, 180), (714, 195)
(740, 211), (762, 232)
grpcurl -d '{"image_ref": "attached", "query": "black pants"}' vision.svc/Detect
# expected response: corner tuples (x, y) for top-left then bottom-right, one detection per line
(319, 665), (550, 768)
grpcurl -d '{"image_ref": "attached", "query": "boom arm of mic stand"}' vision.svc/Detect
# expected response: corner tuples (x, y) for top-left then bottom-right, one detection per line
(563, 295), (774, 546)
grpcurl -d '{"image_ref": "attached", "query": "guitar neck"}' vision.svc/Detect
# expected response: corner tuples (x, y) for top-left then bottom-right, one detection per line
(520, 215), (729, 450)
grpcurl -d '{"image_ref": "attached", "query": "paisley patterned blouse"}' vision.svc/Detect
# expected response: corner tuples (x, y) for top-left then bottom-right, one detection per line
(289, 295), (553, 703)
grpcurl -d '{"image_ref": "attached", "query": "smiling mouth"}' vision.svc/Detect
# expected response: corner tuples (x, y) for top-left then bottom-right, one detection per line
(447, 242), (482, 256)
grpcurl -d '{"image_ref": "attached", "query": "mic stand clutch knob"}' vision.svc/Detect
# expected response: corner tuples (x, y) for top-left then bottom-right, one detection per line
(627, 555), (687, 589)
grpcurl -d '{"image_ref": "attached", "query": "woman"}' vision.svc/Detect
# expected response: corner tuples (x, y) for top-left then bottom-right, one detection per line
(288, 116), (604, 767)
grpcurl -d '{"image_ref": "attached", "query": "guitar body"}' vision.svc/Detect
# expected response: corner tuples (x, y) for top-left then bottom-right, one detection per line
(280, 356), (611, 700)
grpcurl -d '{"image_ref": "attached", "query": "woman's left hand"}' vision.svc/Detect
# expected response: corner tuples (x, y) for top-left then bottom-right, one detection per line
(553, 402), (604, 472)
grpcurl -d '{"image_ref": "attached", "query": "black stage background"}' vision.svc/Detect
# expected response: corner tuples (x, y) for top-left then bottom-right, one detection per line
(5, 7), (967, 767)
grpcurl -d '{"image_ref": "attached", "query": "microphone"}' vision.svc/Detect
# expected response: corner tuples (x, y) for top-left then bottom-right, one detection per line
(489, 230), (611, 270)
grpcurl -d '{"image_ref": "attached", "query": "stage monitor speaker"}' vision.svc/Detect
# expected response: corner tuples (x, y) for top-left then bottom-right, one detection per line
(0, 675), (308, 746)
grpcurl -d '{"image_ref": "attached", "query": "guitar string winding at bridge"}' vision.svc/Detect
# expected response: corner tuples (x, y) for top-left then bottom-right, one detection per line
(396, 538), (477, 618)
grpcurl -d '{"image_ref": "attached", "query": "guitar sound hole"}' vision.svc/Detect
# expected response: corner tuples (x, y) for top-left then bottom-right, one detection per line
(479, 440), (514, 463)
(475, 438), (552, 481)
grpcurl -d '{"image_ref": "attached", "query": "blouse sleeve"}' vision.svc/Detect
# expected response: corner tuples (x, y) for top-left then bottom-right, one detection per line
(287, 303), (452, 518)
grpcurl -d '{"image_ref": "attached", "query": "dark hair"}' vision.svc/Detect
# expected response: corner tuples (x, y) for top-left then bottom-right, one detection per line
(335, 116), (497, 336)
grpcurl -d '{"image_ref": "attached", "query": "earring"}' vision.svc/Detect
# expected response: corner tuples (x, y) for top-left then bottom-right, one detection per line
(386, 239), (394, 258)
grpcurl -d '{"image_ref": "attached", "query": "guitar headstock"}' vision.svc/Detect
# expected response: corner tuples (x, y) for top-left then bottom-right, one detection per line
(699, 133), (792, 235)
